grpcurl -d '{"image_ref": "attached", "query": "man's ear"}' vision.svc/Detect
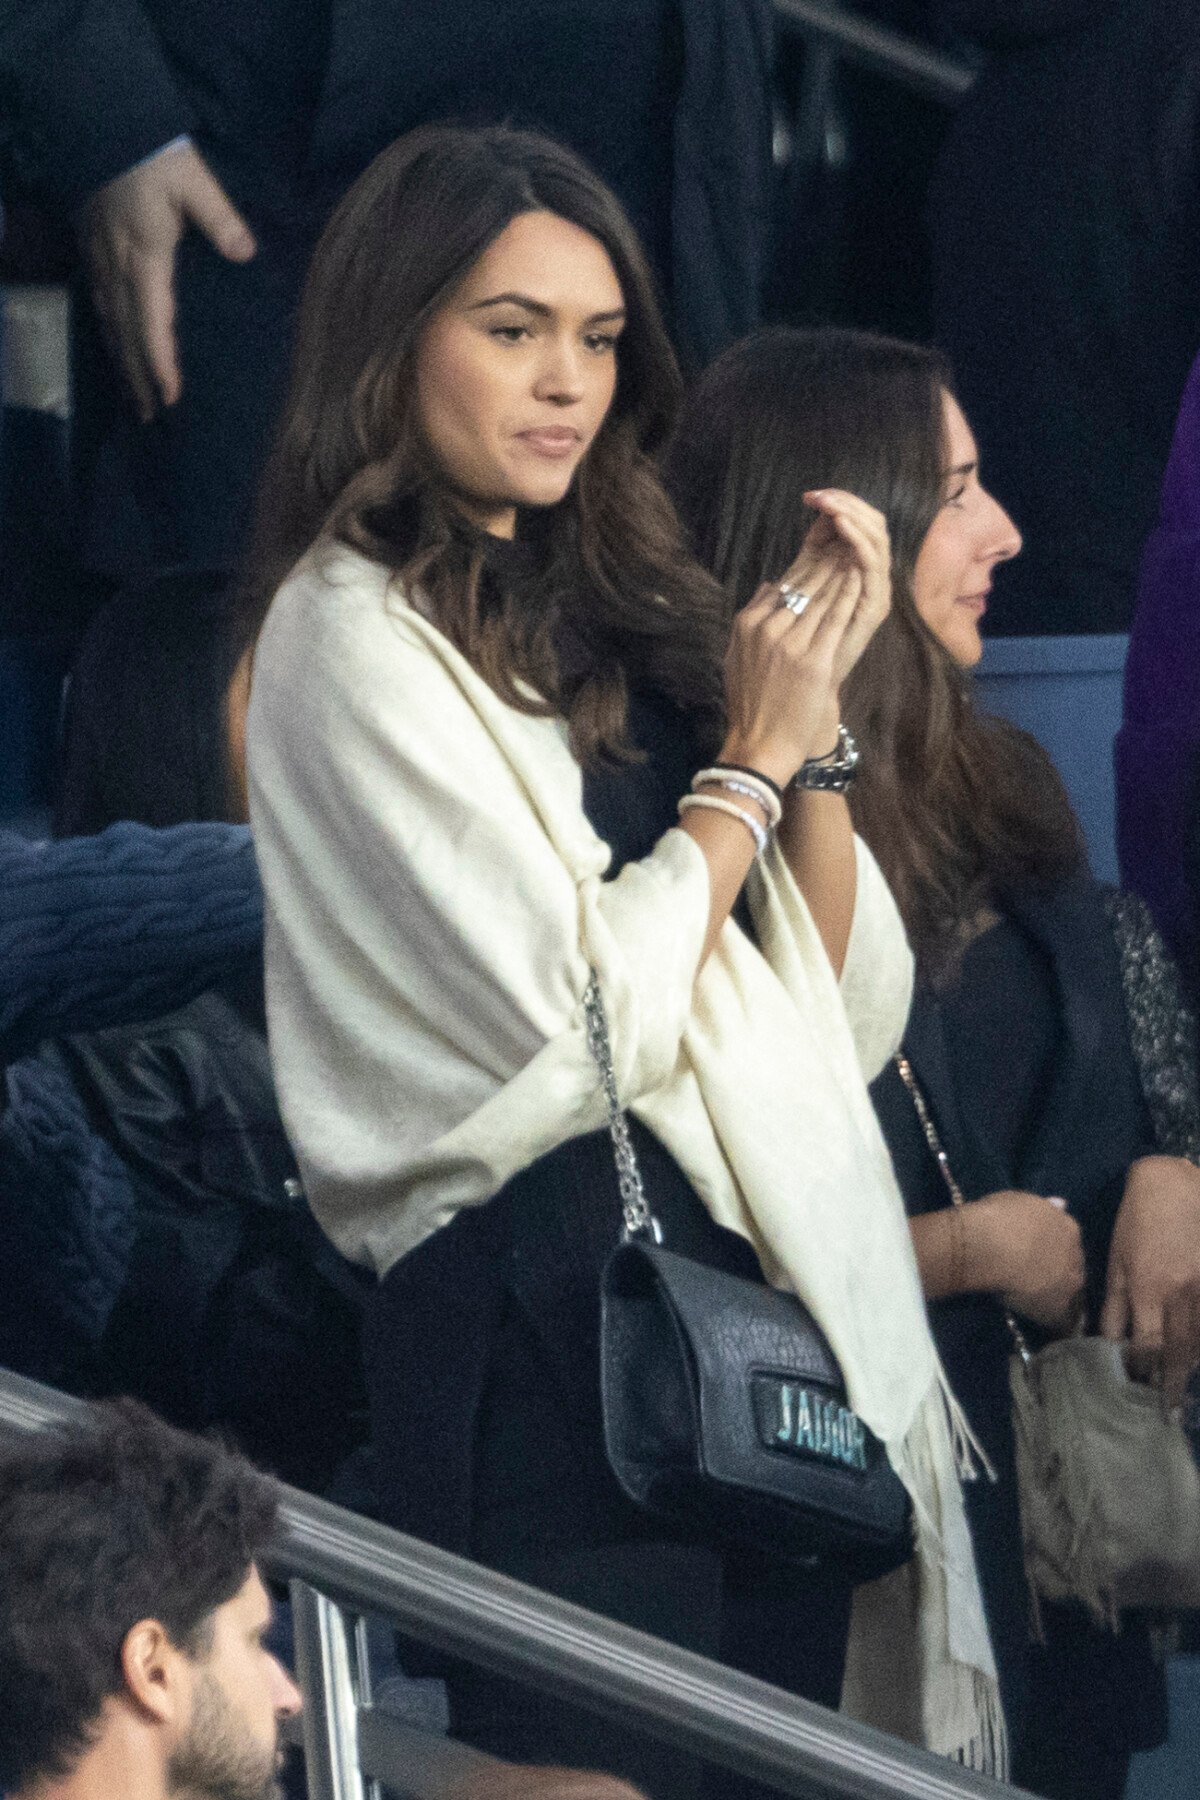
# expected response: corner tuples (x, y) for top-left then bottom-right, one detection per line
(120, 1619), (190, 1726)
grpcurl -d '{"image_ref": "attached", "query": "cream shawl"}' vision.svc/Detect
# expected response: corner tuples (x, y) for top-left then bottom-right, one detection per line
(247, 544), (1004, 1772)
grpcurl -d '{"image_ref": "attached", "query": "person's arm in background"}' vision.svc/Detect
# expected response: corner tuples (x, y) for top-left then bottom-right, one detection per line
(0, 821), (262, 1062)
(0, 0), (192, 201)
(0, 0), (255, 420)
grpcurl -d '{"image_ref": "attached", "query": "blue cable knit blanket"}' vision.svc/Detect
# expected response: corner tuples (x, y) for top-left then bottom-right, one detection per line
(0, 819), (262, 1063)
(0, 819), (263, 1370)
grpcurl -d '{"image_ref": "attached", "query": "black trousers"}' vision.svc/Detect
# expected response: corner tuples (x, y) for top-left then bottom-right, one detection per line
(454, 1297), (851, 1793)
(1010, 1603), (1168, 1800)
(363, 1127), (854, 1798)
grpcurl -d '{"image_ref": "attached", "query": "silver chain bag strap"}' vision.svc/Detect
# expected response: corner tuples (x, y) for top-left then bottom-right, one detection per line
(583, 975), (661, 1245)
(588, 974), (912, 1578)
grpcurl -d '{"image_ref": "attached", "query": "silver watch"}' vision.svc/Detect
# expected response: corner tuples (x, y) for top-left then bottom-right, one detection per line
(792, 724), (860, 793)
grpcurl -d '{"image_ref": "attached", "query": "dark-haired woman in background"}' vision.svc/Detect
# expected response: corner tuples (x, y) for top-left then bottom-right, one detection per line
(666, 326), (1200, 1800)
(54, 572), (254, 835)
(244, 129), (1005, 1788)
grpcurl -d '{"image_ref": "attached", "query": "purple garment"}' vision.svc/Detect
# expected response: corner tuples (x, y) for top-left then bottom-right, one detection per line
(1116, 352), (1200, 976)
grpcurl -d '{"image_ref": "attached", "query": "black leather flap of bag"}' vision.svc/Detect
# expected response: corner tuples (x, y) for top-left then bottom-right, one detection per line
(602, 1240), (911, 1568)
(601, 1240), (701, 1503)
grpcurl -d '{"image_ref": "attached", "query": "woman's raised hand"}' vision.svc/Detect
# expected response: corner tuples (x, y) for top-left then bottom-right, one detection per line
(797, 490), (892, 692)
(718, 492), (891, 786)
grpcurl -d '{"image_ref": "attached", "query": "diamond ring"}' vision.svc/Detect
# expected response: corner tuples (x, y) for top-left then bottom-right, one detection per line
(778, 583), (812, 617)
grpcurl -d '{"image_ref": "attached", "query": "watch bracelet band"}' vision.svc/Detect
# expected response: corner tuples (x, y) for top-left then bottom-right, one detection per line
(792, 723), (861, 793)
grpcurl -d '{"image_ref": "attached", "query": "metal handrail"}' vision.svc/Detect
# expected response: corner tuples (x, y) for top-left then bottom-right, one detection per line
(772, 0), (976, 107)
(0, 1367), (1025, 1800)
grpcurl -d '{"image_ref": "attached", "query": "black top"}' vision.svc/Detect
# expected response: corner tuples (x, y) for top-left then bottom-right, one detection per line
(871, 893), (1165, 1758)
(873, 917), (1062, 1468)
(872, 920), (1058, 1738)
(938, 921), (1060, 1180)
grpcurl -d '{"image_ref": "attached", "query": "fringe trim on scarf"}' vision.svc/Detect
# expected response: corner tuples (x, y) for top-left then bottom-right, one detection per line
(942, 1366), (996, 1486)
(841, 1381), (1008, 1781)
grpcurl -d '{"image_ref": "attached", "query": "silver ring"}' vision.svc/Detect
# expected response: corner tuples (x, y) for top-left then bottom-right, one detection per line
(778, 584), (812, 617)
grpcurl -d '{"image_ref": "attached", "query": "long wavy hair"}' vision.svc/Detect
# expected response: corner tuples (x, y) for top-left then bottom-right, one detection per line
(664, 326), (1084, 977)
(242, 124), (726, 762)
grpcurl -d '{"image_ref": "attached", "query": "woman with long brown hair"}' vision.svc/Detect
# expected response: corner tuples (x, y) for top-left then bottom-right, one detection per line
(244, 131), (1002, 1788)
(666, 324), (1200, 1800)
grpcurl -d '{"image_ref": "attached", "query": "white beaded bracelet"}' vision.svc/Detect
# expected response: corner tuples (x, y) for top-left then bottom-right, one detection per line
(697, 776), (782, 829)
(678, 791), (769, 856)
(691, 766), (783, 828)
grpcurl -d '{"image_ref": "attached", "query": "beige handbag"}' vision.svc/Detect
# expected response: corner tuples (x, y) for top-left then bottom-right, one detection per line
(1008, 1333), (1200, 1624)
(896, 1053), (1200, 1628)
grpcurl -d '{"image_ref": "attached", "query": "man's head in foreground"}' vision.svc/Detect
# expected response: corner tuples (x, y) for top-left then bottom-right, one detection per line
(0, 1398), (302, 1799)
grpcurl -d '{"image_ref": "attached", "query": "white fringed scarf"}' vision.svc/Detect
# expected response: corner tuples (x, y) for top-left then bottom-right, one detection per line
(248, 545), (1005, 1773)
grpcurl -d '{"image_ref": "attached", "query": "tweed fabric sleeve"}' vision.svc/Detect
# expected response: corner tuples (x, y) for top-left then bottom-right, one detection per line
(0, 821), (262, 1063)
(1102, 884), (1200, 1164)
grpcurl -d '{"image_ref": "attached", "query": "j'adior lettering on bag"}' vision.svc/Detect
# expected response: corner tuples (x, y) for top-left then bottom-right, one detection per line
(752, 1373), (869, 1472)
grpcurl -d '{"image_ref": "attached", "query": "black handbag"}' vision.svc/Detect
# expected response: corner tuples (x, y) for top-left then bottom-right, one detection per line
(587, 978), (913, 1582)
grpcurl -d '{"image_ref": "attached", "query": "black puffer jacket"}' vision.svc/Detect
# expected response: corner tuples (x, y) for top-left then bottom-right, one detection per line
(1, 973), (368, 1492)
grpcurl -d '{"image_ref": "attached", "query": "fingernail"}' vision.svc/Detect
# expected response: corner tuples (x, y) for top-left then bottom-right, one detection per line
(1046, 1194), (1068, 1210)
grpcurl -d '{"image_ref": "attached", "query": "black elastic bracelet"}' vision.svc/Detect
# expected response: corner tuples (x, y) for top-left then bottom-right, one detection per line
(708, 761), (785, 805)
